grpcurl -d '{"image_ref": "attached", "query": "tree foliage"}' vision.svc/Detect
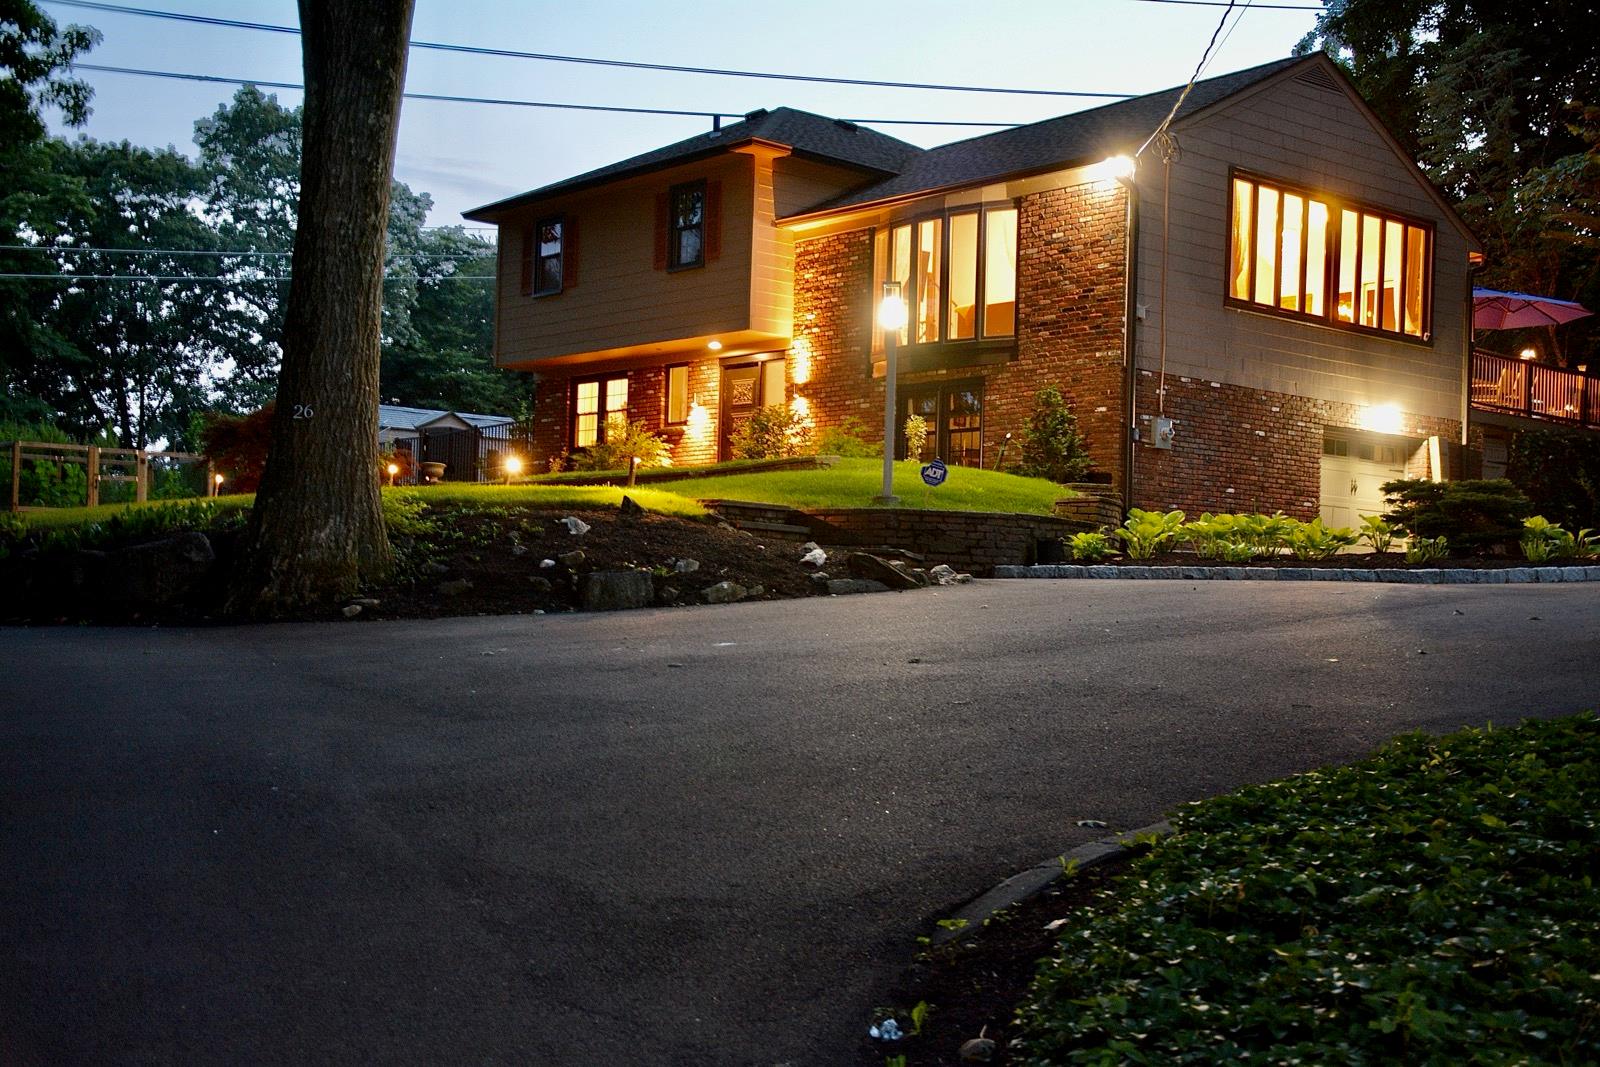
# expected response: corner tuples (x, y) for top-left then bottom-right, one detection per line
(1014, 385), (1093, 483)
(1298, 0), (1600, 366)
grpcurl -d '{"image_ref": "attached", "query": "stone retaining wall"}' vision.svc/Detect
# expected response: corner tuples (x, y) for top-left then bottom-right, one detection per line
(996, 564), (1600, 584)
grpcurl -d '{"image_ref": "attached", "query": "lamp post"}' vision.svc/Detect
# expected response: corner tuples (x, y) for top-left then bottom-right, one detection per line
(386, 462), (399, 488)
(877, 281), (907, 504)
(504, 454), (523, 486)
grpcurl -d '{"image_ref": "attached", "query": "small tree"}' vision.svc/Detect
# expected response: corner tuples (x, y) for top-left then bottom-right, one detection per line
(1015, 386), (1092, 483)
(570, 420), (670, 471)
(730, 404), (813, 459)
(903, 414), (929, 459)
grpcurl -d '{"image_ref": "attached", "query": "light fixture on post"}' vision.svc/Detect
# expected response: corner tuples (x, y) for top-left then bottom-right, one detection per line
(1519, 347), (1537, 361)
(386, 461), (399, 487)
(504, 454), (523, 485)
(876, 280), (907, 504)
(212, 472), (224, 498)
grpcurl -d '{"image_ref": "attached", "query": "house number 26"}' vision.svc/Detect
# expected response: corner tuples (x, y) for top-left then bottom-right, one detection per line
(293, 404), (314, 419)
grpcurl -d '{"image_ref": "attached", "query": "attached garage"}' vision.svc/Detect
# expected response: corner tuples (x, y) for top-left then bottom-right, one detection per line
(1319, 431), (1408, 527)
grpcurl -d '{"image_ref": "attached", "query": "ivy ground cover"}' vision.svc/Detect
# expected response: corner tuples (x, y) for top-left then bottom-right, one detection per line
(1015, 714), (1600, 1065)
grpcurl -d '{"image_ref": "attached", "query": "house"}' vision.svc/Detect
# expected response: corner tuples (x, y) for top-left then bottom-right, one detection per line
(464, 54), (1483, 523)
(377, 404), (515, 482)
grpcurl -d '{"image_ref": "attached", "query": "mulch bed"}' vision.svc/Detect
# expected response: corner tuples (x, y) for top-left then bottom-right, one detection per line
(859, 861), (1127, 1066)
(1081, 552), (1537, 569)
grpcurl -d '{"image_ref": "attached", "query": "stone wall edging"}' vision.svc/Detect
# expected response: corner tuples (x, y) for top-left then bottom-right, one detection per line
(995, 564), (1600, 584)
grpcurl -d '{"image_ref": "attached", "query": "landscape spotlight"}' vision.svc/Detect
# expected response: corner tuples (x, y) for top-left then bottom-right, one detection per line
(504, 455), (523, 485)
(386, 462), (399, 487)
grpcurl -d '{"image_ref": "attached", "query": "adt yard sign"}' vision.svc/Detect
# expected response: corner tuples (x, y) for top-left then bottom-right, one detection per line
(920, 458), (948, 487)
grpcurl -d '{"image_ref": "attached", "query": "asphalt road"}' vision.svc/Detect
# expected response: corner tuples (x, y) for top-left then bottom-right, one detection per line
(3, 580), (1597, 1065)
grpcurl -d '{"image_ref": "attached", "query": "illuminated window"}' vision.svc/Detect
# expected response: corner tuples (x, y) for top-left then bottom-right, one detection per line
(879, 204), (1017, 349)
(899, 382), (984, 466)
(669, 181), (705, 270)
(573, 374), (628, 448)
(1231, 172), (1431, 340)
(665, 364), (689, 425)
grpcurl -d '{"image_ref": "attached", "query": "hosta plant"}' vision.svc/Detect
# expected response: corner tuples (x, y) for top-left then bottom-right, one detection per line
(1359, 514), (1396, 553)
(1114, 508), (1185, 559)
(1405, 535), (1449, 563)
(1216, 539), (1257, 563)
(1287, 517), (1360, 560)
(1067, 531), (1115, 562)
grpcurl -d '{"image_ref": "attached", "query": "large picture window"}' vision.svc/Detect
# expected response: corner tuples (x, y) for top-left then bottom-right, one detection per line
(1229, 172), (1430, 341)
(573, 374), (629, 448)
(879, 204), (1018, 348)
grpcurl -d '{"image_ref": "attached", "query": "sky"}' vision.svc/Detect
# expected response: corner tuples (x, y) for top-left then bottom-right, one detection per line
(40, 0), (1327, 229)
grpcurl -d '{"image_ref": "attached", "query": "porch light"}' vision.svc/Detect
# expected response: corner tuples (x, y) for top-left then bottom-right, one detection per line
(1359, 403), (1404, 435)
(685, 401), (712, 442)
(877, 281), (906, 504)
(1099, 155), (1136, 184)
(1519, 347), (1537, 361)
(790, 338), (813, 384)
(707, 339), (723, 352)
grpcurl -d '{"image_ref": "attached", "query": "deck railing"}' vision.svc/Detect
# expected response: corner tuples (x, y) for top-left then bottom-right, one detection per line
(1471, 351), (1597, 428)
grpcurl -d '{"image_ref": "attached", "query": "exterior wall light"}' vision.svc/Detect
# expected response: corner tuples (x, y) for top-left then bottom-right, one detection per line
(790, 337), (813, 384)
(1519, 347), (1537, 361)
(1099, 155), (1137, 184)
(707, 339), (723, 352)
(1359, 403), (1404, 435)
(877, 281), (907, 504)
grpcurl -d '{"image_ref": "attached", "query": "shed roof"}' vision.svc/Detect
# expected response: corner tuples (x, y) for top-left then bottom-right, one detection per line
(378, 404), (514, 432)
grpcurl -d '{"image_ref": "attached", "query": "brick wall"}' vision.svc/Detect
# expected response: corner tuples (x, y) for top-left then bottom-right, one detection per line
(792, 229), (881, 442)
(528, 355), (723, 471)
(1131, 371), (1461, 517)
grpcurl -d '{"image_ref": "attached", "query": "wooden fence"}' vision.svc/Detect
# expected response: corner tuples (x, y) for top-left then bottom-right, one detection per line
(5, 440), (214, 512)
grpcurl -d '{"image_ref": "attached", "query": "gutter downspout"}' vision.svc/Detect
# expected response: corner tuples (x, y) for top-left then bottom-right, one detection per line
(1121, 177), (1140, 516)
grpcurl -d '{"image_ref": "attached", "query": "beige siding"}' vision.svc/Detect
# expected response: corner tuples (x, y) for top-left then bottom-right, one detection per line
(750, 155), (793, 337)
(772, 156), (873, 219)
(1134, 69), (1471, 423)
(494, 154), (759, 367)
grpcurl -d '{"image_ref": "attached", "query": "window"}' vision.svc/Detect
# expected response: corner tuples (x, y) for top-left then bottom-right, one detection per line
(533, 217), (562, 295)
(879, 204), (1018, 348)
(573, 374), (629, 448)
(669, 181), (705, 270)
(1229, 172), (1431, 340)
(899, 382), (984, 467)
(665, 364), (690, 425)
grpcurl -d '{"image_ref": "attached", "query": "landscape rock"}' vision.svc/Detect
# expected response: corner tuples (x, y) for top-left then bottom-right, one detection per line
(928, 563), (961, 586)
(746, 584), (765, 598)
(98, 532), (216, 610)
(808, 572), (832, 589)
(799, 541), (821, 555)
(578, 570), (654, 612)
(341, 604), (362, 618)
(700, 580), (747, 604)
(846, 552), (924, 591)
(437, 578), (474, 597)
(420, 560), (450, 576)
(557, 549), (587, 569)
(540, 558), (556, 569)
(655, 584), (680, 605)
(953, 572), (974, 583)
(673, 558), (700, 574)
(526, 576), (553, 594)
(826, 578), (891, 595)
(618, 495), (644, 518)
(800, 547), (827, 567)
(959, 1036), (997, 1062)
(559, 516), (591, 535)
(351, 597), (380, 608)
(510, 543), (529, 557)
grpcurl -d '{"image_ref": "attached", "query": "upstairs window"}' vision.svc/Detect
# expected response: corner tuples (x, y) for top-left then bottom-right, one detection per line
(878, 204), (1018, 348)
(520, 216), (575, 295)
(1229, 172), (1431, 340)
(534, 217), (563, 295)
(669, 181), (705, 269)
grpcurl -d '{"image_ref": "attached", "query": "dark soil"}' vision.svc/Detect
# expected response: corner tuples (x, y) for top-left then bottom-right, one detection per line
(859, 861), (1128, 1066)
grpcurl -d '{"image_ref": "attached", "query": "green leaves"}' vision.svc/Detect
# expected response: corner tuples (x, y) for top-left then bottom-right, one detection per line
(1014, 715), (1600, 1065)
(1114, 508), (1185, 559)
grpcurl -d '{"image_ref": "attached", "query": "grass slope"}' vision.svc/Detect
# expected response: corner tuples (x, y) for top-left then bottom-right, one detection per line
(650, 457), (1070, 515)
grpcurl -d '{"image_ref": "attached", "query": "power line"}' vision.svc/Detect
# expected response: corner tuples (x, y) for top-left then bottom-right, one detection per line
(0, 273), (494, 282)
(74, 64), (1023, 127)
(1137, 0), (1242, 157)
(46, 0), (1138, 100)
(1123, 0), (1319, 10)
(0, 245), (494, 258)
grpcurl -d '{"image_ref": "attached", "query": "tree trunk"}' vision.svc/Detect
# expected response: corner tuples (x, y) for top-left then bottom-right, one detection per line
(228, 0), (414, 615)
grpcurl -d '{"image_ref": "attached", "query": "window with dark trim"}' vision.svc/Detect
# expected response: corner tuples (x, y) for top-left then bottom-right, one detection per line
(898, 381), (984, 467)
(1228, 171), (1432, 341)
(874, 203), (1018, 350)
(573, 374), (629, 448)
(665, 364), (690, 425)
(669, 181), (705, 270)
(533, 217), (563, 296)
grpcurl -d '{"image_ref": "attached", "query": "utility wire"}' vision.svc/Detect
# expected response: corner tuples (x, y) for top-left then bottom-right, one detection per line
(0, 245), (494, 258)
(0, 272), (494, 282)
(1135, 0), (1240, 157)
(75, 64), (1022, 127)
(1123, 0), (1318, 10)
(47, 0), (1137, 100)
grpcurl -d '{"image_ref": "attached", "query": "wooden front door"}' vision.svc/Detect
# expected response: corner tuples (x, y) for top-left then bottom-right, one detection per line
(719, 362), (763, 459)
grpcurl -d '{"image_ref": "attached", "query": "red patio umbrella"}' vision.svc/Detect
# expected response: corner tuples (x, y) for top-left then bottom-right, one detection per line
(1472, 288), (1594, 331)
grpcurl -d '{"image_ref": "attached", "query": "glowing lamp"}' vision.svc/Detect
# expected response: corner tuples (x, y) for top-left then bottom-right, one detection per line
(1359, 403), (1404, 435)
(1099, 155), (1136, 184)
(1519, 347), (1537, 361)
(707, 339), (723, 352)
(878, 281), (907, 332)
(504, 456), (523, 476)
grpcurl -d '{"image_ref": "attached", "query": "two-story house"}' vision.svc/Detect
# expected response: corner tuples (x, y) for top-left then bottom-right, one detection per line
(465, 54), (1481, 522)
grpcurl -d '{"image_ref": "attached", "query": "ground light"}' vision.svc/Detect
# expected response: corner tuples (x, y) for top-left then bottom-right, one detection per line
(504, 455), (523, 485)
(211, 472), (224, 498)
(386, 462), (399, 487)
(877, 280), (907, 504)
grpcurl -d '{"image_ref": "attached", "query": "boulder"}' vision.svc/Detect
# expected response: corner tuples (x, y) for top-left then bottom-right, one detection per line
(700, 580), (747, 604)
(559, 516), (591, 535)
(618, 495), (645, 519)
(800, 541), (821, 555)
(98, 532), (216, 610)
(341, 604), (363, 618)
(959, 1037), (997, 1062)
(826, 578), (891, 595)
(557, 549), (587, 569)
(928, 564), (961, 586)
(673, 558), (700, 574)
(800, 547), (827, 567)
(526, 576), (553, 594)
(437, 578), (474, 597)
(578, 570), (654, 612)
(846, 552), (923, 591)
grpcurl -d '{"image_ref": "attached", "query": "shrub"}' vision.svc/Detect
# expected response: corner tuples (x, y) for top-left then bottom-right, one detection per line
(903, 414), (929, 459)
(1286, 517), (1359, 560)
(1015, 714), (1600, 1065)
(570, 420), (671, 471)
(729, 404), (813, 459)
(1014, 386), (1092, 483)
(814, 416), (876, 458)
(1382, 478), (1532, 554)
(1067, 531), (1114, 561)
(199, 405), (275, 493)
(1114, 508), (1184, 559)
(1359, 514), (1396, 553)
(1506, 428), (1600, 529)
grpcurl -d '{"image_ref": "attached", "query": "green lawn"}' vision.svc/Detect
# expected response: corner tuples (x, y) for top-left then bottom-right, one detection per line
(646, 457), (1071, 515)
(390, 483), (706, 518)
(14, 493), (256, 530)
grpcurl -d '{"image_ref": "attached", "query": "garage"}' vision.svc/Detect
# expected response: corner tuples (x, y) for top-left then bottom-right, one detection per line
(1319, 431), (1409, 527)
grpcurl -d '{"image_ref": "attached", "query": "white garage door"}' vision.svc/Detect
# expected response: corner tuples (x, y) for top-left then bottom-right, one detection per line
(1320, 433), (1407, 528)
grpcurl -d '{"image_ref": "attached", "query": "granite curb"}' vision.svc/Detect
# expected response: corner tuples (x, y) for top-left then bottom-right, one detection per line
(930, 820), (1174, 947)
(994, 564), (1600, 584)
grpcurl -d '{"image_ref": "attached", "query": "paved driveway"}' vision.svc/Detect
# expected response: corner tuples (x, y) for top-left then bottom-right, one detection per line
(3, 581), (1596, 1064)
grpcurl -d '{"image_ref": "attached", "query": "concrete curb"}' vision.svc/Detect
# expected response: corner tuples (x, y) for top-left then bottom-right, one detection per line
(930, 820), (1173, 947)
(994, 564), (1600, 584)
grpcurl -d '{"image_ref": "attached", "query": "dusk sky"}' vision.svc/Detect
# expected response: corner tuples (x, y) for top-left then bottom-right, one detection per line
(41, 0), (1326, 228)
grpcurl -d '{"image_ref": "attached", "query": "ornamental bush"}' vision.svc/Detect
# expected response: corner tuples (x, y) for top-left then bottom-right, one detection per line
(1016, 714), (1600, 1065)
(570, 420), (671, 471)
(1381, 478), (1532, 554)
(1014, 386), (1092, 484)
(729, 404), (813, 459)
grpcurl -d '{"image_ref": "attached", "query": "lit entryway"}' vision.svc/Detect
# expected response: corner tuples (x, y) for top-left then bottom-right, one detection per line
(1319, 431), (1408, 527)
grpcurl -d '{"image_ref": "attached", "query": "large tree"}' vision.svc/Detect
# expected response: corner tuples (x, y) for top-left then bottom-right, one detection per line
(1298, 0), (1600, 366)
(228, 1), (415, 615)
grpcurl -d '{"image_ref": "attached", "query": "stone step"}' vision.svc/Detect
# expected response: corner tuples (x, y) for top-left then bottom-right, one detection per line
(733, 519), (812, 537)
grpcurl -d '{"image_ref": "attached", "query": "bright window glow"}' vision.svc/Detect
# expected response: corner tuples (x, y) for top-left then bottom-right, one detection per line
(1359, 403), (1404, 435)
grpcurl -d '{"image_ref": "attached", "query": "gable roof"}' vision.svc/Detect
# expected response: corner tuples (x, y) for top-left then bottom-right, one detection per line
(378, 404), (514, 432)
(783, 56), (1306, 220)
(463, 107), (923, 221)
